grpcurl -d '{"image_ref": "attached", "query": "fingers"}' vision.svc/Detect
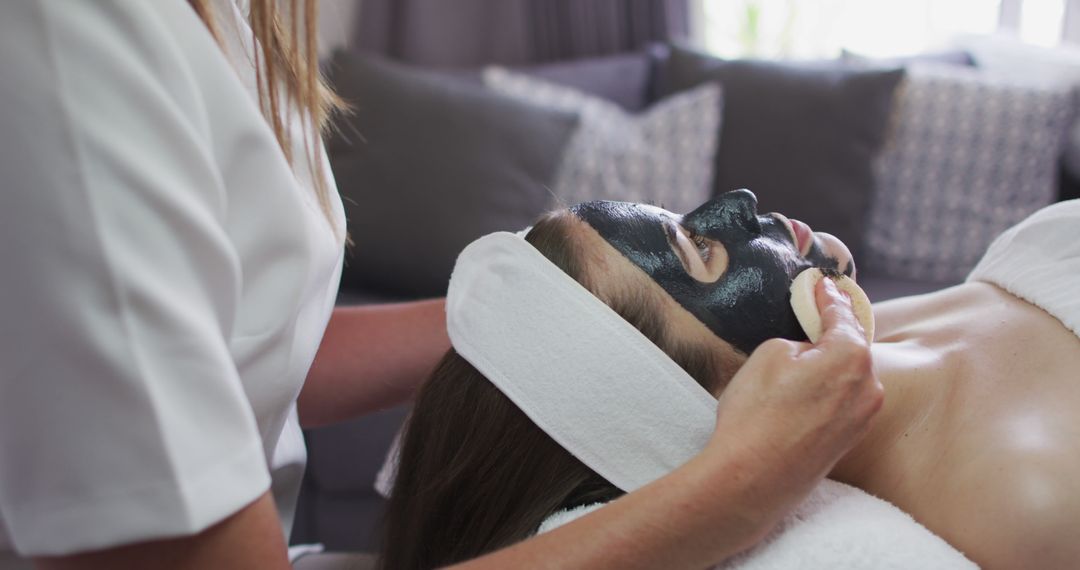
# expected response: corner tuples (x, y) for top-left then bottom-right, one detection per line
(799, 279), (878, 404)
(812, 278), (867, 350)
(815, 277), (852, 328)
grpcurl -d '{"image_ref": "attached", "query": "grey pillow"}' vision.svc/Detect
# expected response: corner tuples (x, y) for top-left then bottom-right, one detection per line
(514, 52), (655, 111)
(864, 65), (1073, 282)
(655, 45), (905, 254)
(439, 50), (655, 111)
(326, 52), (579, 297)
(484, 66), (722, 215)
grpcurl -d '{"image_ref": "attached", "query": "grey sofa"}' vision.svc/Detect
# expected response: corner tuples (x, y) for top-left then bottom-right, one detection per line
(291, 44), (1078, 553)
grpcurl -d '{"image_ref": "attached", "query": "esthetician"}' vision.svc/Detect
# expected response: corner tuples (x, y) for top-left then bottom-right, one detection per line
(0, 1), (882, 569)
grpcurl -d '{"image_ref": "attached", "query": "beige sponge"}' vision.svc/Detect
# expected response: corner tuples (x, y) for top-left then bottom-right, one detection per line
(790, 268), (874, 344)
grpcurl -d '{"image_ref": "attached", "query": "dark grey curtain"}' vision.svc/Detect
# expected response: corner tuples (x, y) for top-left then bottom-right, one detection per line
(354, 0), (689, 67)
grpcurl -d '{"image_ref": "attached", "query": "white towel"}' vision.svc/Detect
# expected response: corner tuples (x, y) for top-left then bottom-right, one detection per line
(446, 231), (717, 492)
(538, 480), (977, 569)
(967, 198), (1080, 338)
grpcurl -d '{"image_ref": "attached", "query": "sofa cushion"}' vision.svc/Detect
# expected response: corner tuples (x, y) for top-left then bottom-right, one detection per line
(655, 45), (904, 254)
(484, 66), (722, 214)
(303, 406), (409, 496)
(863, 65), (1073, 282)
(841, 48), (975, 68)
(326, 52), (578, 297)
(512, 51), (655, 112)
(441, 50), (655, 111)
(953, 34), (1080, 181)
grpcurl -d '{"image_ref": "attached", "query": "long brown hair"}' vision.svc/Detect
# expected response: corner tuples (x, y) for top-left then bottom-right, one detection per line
(379, 213), (725, 569)
(188, 0), (345, 234)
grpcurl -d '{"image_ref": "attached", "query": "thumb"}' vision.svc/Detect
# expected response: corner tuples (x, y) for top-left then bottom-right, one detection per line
(813, 276), (866, 348)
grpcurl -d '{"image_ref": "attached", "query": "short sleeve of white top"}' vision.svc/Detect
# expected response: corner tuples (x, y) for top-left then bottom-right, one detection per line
(0, 0), (344, 557)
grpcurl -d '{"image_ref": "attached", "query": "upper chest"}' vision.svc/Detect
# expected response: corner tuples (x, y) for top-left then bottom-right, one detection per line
(874, 282), (1080, 398)
(873, 283), (1080, 477)
(871, 283), (1080, 567)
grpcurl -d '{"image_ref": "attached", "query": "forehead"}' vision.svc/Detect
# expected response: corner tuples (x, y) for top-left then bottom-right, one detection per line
(570, 202), (681, 250)
(562, 209), (650, 274)
(632, 203), (672, 218)
(573, 201), (676, 222)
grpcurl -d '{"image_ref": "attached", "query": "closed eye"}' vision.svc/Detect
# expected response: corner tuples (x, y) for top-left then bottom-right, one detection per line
(664, 219), (728, 282)
(690, 233), (711, 262)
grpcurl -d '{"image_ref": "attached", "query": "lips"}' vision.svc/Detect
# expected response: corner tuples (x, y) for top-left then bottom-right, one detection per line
(790, 218), (813, 255)
(772, 213), (814, 255)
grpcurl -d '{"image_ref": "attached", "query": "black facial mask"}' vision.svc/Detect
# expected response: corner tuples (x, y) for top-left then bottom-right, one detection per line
(572, 190), (850, 354)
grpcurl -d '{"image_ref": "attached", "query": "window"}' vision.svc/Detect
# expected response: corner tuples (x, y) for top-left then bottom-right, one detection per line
(1021, 0), (1067, 46)
(691, 0), (1069, 59)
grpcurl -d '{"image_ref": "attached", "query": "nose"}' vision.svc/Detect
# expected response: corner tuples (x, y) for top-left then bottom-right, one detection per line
(720, 189), (759, 216)
(683, 188), (761, 235)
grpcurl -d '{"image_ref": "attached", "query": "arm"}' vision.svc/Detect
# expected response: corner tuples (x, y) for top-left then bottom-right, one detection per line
(34, 493), (290, 570)
(298, 299), (450, 428)
(452, 278), (883, 569)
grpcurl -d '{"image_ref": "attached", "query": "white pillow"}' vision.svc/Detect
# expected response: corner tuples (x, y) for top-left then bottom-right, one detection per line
(483, 66), (722, 214)
(865, 64), (1073, 282)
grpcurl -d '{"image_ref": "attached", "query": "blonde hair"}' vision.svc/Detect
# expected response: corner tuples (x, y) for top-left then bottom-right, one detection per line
(188, 0), (346, 237)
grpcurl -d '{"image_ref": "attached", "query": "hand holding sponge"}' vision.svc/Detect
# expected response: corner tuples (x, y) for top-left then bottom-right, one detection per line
(790, 268), (875, 344)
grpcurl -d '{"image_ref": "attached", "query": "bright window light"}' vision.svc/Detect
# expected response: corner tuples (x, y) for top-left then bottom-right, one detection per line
(694, 0), (1010, 59)
(1020, 0), (1066, 46)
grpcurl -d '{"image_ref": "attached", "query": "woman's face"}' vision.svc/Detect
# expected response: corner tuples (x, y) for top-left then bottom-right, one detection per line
(571, 189), (855, 354)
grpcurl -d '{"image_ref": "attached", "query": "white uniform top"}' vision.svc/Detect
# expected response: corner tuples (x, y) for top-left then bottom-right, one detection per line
(0, 0), (345, 559)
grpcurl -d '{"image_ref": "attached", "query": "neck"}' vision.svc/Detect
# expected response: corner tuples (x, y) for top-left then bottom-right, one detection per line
(828, 340), (947, 489)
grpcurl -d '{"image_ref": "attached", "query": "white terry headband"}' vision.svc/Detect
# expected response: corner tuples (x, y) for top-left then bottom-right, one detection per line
(444, 231), (719, 492)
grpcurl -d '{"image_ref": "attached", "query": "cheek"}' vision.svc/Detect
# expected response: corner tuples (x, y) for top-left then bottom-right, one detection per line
(692, 241), (730, 283)
(747, 239), (806, 277)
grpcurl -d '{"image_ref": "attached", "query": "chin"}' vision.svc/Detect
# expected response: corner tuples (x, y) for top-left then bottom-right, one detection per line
(813, 232), (857, 280)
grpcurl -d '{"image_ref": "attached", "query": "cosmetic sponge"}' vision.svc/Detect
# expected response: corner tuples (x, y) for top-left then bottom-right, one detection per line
(790, 268), (875, 344)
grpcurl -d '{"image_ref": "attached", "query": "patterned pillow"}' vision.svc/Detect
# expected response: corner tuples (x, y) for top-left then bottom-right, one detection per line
(483, 66), (722, 214)
(864, 65), (1073, 282)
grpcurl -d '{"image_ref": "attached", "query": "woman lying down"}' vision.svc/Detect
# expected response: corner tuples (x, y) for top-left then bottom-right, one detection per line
(380, 189), (1080, 569)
